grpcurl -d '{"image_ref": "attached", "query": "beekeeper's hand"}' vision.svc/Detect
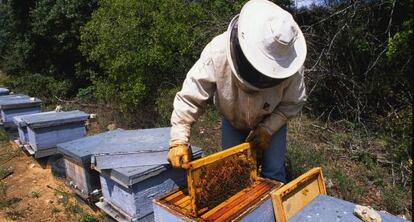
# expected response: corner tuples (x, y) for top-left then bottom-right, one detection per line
(167, 144), (190, 169)
(246, 126), (272, 150)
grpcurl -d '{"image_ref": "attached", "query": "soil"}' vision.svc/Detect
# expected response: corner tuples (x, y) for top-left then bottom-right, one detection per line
(194, 153), (254, 212)
(0, 124), (103, 222)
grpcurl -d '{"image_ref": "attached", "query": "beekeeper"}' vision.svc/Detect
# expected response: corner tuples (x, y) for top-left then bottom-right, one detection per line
(167, 0), (306, 183)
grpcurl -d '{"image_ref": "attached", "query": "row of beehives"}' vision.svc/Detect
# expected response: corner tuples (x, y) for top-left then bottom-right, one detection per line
(0, 87), (204, 222)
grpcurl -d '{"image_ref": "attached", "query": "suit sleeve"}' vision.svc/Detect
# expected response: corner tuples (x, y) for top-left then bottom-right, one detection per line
(170, 43), (217, 146)
(259, 67), (306, 134)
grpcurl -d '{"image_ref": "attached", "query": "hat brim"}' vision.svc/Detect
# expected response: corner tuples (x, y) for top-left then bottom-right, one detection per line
(237, 0), (307, 79)
(226, 15), (262, 91)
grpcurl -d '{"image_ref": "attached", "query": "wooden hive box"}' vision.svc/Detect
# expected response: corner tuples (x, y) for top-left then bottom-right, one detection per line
(57, 127), (179, 202)
(0, 94), (41, 128)
(19, 110), (89, 158)
(0, 87), (10, 95)
(13, 111), (56, 146)
(96, 147), (203, 222)
(57, 129), (125, 199)
(153, 143), (283, 222)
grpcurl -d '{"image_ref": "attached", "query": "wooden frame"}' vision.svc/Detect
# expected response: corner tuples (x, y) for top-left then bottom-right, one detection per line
(271, 167), (326, 222)
(186, 142), (257, 216)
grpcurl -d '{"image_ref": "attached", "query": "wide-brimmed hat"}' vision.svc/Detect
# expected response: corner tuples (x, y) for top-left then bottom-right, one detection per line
(227, 0), (307, 82)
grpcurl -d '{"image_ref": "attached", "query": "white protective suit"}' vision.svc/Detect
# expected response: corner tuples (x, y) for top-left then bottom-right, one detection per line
(170, 32), (306, 146)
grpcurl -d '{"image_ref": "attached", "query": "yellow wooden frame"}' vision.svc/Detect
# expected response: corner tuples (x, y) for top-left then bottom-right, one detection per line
(271, 167), (326, 222)
(186, 142), (257, 216)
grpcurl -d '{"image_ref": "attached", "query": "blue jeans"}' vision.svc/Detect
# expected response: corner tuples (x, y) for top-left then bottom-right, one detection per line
(221, 117), (287, 183)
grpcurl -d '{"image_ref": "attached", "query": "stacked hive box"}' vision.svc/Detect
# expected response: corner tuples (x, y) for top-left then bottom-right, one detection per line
(0, 87), (10, 95)
(13, 111), (55, 146)
(97, 146), (202, 222)
(57, 129), (125, 199)
(17, 110), (89, 158)
(0, 94), (41, 127)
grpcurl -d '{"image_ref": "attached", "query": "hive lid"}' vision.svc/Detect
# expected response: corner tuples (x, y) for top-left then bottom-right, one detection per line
(0, 95), (41, 109)
(100, 146), (203, 188)
(289, 195), (407, 222)
(0, 94), (30, 101)
(57, 129), (125, 163)
(0, 88), (10, 95)
(20, 110), (89, 128)
(57, 128), (171, 164)
(13, 111), (56, 127)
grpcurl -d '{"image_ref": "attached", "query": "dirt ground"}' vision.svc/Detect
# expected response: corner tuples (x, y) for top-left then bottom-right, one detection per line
(0, 125), (103, 222)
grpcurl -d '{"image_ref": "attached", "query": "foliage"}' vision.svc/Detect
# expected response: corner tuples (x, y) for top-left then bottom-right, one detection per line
(79, 214), (100, 222)
(8, 74), (71, 104)
(285, 116), (411, 217)
(0, 0), (97, 95)
(299, 0), (412, 124)
(155, 86), (180, 124)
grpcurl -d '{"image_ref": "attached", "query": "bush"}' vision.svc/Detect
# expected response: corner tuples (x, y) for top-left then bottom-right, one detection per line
(0, 0), (97, 95)
(8, 74), (71, 104)
(79, 0), (261, 120)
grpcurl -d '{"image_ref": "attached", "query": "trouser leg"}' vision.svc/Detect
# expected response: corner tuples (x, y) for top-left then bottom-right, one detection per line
(221, 117), (287, 183)
(260, 125), (287, 183)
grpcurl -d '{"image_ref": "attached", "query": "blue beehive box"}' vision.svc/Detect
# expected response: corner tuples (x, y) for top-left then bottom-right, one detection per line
(97, 146), (202, 222)
(0, 87), (10, 95)
(19, 110), (89, 158)
(57, 129), (126, 199)
(13, 111), (56, 146)
(290, 195), (406, 222)
(0, 94), (41, 127)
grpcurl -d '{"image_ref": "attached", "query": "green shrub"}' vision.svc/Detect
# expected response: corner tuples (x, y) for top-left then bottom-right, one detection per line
(8, 74), (71, 104)
(155, 86), (180, 124)
(0, 0), (97, 96)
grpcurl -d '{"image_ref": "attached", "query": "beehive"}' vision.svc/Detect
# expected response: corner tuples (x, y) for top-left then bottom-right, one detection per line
(153, 178), (281, 222)
(0, 94), (41, 127)
(57, 127), (177, 202)
(57, 129), (125, 199)
(97, 147), (203, 222)
(18, 110), (89, 158)
(13, 111), (56, 145)
(153, 143), (282, 222)
(0, 87), (10, 95)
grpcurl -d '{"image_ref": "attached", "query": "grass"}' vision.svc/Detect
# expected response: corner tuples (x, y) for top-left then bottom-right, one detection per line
(79, 213), (101, 222)
(52, 185), (104, 221)
(0, 181), (7, 195)
(31, 191), (40, 198)
(0, 197), (21, 209)
(286, 115), (412, 218)
(5, 210), (24, 220)
(0, 166), (12, 179)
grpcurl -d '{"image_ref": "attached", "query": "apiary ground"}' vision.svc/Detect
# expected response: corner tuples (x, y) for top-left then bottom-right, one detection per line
(0, 122), (103, 222)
